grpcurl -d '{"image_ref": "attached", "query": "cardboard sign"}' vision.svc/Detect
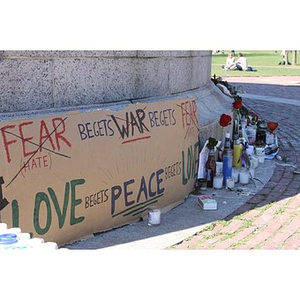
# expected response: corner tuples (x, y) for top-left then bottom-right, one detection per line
(0, 98), (199, 245)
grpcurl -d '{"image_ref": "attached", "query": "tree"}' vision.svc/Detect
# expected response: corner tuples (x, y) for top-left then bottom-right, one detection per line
(292, 50), (297, 66)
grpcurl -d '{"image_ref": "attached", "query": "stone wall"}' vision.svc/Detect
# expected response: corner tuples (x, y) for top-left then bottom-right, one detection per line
(0, 51), (210, 112)
(0, 50), (232, 147)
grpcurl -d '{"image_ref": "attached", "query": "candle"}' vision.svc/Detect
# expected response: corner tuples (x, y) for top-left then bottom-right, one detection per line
(257, 154), (265, 163)
(255, 147), (265, 155)
(266, 132), (275, 144)
(213, 175), (223, 189)
(241, 119), (247, 128)
(246, 145), (254, 156)
(251, 156), (259, 168)
(197, 178), (207, 191)
(148, 208), (161, 226)
(226, 178), (235, 189)
(239, 169), (249, 184)
(249, 167), (255, 179)
(247, 127), (256, 145)
(216, 162), (223, 175)
(232, 168), (240, 183)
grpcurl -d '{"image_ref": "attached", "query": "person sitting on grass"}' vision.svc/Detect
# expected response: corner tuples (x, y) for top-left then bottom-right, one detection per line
(222, 52), (235, 70)
(233, 52), (257, 71)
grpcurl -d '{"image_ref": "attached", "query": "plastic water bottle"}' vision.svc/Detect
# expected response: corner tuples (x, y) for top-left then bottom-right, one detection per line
(222, 132), (233, 186)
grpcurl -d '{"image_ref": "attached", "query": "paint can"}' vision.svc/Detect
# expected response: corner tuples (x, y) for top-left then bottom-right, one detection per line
(148, 207), (161, 226)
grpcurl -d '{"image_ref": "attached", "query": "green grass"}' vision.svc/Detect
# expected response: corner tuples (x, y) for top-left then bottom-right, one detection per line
(212, 50), (300, 77)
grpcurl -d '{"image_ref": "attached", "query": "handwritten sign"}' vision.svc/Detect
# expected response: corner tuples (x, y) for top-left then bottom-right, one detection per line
(0, 98), (199, 245)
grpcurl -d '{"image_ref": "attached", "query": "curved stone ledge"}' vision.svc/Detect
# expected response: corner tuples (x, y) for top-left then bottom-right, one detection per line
(0, 50), (231, 149)
(0, 81), (232, 149)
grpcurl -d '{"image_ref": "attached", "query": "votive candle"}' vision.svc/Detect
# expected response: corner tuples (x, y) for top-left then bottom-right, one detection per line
(240, 169), (249, 184)
(213, 175), (223, 189)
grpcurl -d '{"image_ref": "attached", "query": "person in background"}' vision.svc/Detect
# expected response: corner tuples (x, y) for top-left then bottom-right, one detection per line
(222, 52), (235, 70)
(278, 50), (291, 65)
(234, 52), (248, 70)
(233, 53), (256, 71)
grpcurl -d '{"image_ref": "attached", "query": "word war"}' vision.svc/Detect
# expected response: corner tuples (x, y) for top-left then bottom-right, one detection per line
(110, 108), (150, 141)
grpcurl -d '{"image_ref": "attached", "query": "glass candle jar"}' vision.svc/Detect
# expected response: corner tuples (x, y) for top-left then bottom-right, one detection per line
(239, 169), (249, 184)
(226, 178), (235, 189)
(213, 175), (223, 189)
(148, 207), (161, 226)
(232, 167), (240, 183)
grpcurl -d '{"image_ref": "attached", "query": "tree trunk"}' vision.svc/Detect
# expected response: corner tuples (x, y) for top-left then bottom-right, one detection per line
(292, 50), (297, 66)
(284, 51), (289, 65)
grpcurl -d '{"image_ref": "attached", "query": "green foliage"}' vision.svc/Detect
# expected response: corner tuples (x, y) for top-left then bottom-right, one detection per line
(207, 137), (218, 149)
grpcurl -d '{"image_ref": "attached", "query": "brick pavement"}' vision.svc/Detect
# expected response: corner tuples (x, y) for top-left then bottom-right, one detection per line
(169, 76), (300, 250)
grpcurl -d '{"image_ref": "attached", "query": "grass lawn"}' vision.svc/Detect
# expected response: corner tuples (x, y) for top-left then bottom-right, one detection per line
(211, 50), (300, 77)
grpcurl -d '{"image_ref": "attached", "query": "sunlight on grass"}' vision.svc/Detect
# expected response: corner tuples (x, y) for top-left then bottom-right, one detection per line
(212, 50), (300, 77)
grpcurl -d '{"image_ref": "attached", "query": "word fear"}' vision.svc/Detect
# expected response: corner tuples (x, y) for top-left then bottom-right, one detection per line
(180, 100), (198, 128)
(0, 117), (71, 163)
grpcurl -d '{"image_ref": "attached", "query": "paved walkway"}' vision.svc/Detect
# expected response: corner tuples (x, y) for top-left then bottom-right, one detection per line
(170, 76), (300, 250)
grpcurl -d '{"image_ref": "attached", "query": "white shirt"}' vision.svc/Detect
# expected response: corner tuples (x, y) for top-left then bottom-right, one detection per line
(236, 56), (248, 70)
(226, 57), (235, 68)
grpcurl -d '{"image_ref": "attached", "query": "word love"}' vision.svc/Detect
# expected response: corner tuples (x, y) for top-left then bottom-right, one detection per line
(31, 179), (85, 235)
(181, 141), (199, 185)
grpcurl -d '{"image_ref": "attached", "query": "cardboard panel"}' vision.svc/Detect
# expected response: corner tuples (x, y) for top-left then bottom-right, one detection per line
(0, 98), (199, 245)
